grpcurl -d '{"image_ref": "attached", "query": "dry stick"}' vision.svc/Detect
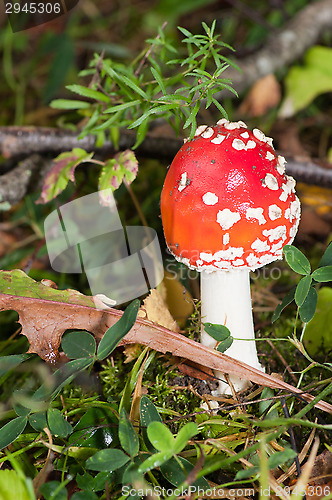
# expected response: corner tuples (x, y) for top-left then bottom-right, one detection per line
(218, 0), (332, 97)
(134, 21), (168, 77)
(266, 338), (298, 385)
(1, 127), (332, 207)
(280, 397), (302, 478)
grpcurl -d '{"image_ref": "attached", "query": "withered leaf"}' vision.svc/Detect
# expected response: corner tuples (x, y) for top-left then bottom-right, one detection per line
(0, 270), (331, 414)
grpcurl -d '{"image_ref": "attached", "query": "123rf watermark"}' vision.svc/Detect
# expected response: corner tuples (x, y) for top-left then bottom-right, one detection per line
(4, 0), (79, 32)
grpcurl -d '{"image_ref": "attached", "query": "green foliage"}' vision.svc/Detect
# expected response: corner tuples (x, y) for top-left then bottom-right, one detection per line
(273, 242), (332, 323)
(203, 322), (233, 352)
(51, 21), (238, 148)
(303, 287), (332, 356)
(0, 469), (35, 500)
(0, 300), (139, 450)
(280, 46), (332, 116)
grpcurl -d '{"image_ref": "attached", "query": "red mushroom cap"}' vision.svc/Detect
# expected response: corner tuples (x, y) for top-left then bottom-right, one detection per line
(160, 120), (300, 271)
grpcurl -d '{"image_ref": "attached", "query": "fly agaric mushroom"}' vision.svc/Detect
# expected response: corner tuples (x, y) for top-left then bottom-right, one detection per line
(160, 119), (300, 394)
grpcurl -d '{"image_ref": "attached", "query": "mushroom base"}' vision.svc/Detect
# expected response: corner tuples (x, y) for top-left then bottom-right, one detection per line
(201, 268), (264, 395)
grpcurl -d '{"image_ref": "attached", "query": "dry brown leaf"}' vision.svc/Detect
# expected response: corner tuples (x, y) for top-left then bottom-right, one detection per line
(239, 74), (281, 117)
(162, 270), (194, 327)
(0, 274), (332, 413)
(142, 288), (179, 331)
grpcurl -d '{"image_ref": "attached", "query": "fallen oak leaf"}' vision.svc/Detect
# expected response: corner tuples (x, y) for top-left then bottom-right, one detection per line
(0, 270), (331, 414)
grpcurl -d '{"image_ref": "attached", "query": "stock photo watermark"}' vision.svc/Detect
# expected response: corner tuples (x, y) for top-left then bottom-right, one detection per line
(4, 0), (79, 32)
(44, 189), (164, 309)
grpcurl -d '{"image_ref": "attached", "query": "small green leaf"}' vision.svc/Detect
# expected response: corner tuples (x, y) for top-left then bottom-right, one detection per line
(29, 412), (48, 432)
(47, 408), (73, 438)
(61, 331), (96, 359)
(216, 336), (233, 353)
(272, 287), (296, 322)
(173, 422), (198, 454)
(66, 84), (110, 103)
(318, 241), (332, 268)
(140, 396), (162, 452)
(147, 422), (174, 452)
(160, 456), (209, 489)
(140, 396), (162, 426)
(0, 354), (31, 377)
(267, 448), (297, 469)
(71, 491), (99, 500)
(39, 481), (67, 500)
(33, 357), (93, 402)
(303, 287), (332, 352)
(138, 450), (173, 474)
(0, 416), (27, 450)
(203, 323), (231, 342)
(104, 100), (141, 114)
(37, 148), (94, 203)
(119, 411), (139, 458)
(50, 99), (90, 109)
(299, 287), (318, 324)
(312, 266), (332, 282)
(235, 467), (259, 480)
(295, 275), (313, 307)
(283, 245), (311, 275)
(151, 66), (167, 96)
(96, 299), (140, 360)
(98, 150), (138, 198)
(86, 449), (130, 472)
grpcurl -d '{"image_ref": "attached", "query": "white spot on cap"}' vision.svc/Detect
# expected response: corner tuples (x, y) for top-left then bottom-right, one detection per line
(285, 208), (291, 219)
(233, 259), (245, 266)
(251, 238), (270, 252)
(200, 252), (214, 263)
(241, 132), (249, 139)
(232, 138), (256, 151)
(266, 151), (275, 161)
(215, 247), (244, 260)
(265, 136), (274, 148)
(259, 254), (276, 265)
(279, 175), (296, 200)
(269, 204), (282, 220)
(214, 260), (232, 269)
(178, 172), (187, 192)
(217, 118), (229, 127)
(290, 197), (301, 221)
(246, 140), (256, 149)
(195, 125), (208, 136)
(217, 209), (241, 230)
(263, 225), (287, 242)
(201, 127), (214, 139)
(277, 155), (286, 174)
(232, 138), (246, 151)
(246, 254), (259, 267)
(264, 173), (279, 190)
(253, 128), (266, 142)
(290, 222), (299, 239)
(271, 240), (284, 253)
(246, 207), (266, 225)
(225, 122), (241, 130)
(211, 134), (225, 145)
(223, 233), (230, 245)
(202, 192), (218, 205)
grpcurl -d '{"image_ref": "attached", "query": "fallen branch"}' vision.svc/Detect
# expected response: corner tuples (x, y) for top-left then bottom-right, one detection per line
(0, 284), (331, 413)
(221, 0), (332, 96)
(1, 126), (332, 206)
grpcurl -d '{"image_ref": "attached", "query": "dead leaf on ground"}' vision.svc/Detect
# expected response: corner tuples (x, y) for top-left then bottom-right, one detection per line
(0, 270), (332, 413)
(239, 74), (281, 117)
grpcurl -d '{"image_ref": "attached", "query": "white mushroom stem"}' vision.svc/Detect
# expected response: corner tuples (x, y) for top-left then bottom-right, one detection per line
(200, 268), (264, 395)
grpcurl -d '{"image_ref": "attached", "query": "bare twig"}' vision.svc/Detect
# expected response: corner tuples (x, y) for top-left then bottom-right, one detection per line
(220, 0), (332, 96)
